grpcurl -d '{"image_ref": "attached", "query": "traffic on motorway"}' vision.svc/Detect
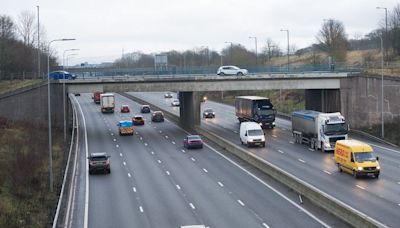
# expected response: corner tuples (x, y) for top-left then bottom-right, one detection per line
(127, 91), (400, 227)
(69, 92), (346, 228)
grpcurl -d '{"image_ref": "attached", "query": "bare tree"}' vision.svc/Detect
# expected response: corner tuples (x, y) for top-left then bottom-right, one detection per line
(316, 19), (348, 62)
(17, 11), (36, 47)
(389, 4), (400, 56)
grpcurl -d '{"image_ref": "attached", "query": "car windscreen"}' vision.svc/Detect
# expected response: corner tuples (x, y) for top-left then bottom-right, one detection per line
(248, 129), (263, 136)
(134, 117), (143, 120)
(354, 152), (376, 162)
(91, 156), (107, 161)
(188, 135), (201, 140)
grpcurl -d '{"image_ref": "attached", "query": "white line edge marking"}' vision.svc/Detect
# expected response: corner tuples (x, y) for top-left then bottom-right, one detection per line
(189, 203), (195, 210)
(237, 200), (245, 206)
(75, 96), (89, 228)
(203, 142), (331, 228)
(356, 185), (365, 190)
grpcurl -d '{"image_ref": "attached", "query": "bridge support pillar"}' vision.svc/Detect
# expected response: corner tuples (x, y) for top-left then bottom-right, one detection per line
(179, 91), (201, 130)
(305, 89), (341, 113)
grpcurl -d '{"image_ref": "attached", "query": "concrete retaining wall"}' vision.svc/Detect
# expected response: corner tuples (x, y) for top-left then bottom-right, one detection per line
(341, 74), (400, 129)
(0, 82), (67, 129)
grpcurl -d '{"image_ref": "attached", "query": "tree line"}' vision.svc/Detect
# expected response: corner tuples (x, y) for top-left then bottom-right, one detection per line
(0, 12), (57, 80)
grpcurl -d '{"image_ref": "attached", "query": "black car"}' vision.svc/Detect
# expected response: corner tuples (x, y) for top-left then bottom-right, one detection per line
(140, 105), (151, 113)
(183, 135), (203, 149)
(203, 108), (215, 118)
(151, 111), (164, 122)
(87, 152), (111, 174)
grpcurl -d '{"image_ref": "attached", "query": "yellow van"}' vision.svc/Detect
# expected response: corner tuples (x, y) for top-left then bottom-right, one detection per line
(334, 140), (380, 178)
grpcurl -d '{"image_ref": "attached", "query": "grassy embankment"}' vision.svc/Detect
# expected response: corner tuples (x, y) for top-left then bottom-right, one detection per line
(0, 80), (65, 228)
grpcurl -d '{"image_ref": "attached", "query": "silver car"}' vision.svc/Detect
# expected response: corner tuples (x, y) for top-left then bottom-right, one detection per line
(217, 65), (248, 76)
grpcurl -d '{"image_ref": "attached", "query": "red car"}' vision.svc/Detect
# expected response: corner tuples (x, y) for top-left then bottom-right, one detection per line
(133, 115), (145, 125)
(183, 135), (203, 149)
(120, 105), (130, 113)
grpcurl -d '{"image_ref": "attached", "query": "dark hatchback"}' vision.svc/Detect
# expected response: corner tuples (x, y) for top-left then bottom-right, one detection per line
(133, 115), (145, 125)
(184, 135), (203, 149)
(88, 152), (111, 174)
(140, 105), (151, 113)
(151, 111), (164, 122)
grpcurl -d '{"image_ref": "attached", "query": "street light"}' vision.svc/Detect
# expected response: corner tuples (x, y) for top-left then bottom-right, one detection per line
(376, 7), (388, 62)
(47, 38), (75, 192)
(62, 49), (79, 143)
(280, 29), (290, 72)
(379, 35), (384, 138)
(249, 36), (258, 66)
(225, 41), (233, 64)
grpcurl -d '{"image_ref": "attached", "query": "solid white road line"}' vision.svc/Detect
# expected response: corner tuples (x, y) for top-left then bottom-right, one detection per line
(237, 200), (245, 206)
(75, 96), (89, 228)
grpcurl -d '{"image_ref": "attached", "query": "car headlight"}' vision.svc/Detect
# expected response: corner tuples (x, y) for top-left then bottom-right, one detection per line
(376, 166), (380, 170)
(323, 142), (331, 148)
(204, 112), (208, 115)
(357, 167), (363, 171)
(212, 112), (215, 115)
(248, 139), (253, 142)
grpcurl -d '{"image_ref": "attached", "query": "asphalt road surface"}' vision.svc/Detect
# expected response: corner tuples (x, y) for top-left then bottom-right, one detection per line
(69, 93), (343, 228)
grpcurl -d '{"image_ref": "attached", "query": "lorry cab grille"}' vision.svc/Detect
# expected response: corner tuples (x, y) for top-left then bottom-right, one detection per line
(329, 137), (345, 143)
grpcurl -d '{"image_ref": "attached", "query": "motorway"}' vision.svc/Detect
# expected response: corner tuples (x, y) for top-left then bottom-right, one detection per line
(68, 93), (344, 228)
(128, 91), (400, 227)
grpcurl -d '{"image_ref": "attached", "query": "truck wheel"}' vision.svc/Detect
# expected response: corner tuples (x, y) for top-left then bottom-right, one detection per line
(353, 170), (359, 179)
(321, 144), (325, 153)
(337, 164), (342, 172)
(240, 139), (243, 145)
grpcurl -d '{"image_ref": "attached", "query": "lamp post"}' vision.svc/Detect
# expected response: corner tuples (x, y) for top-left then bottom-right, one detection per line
(379, 35), (384, 138)
(249, 36), (258, 66)
(376, 7), (388, 62)
(225, 41), (233, 64)
(280, 29), (290, 72)
(62, 49), (79, 143)
(37, 6), (40, 78)
(47, 38), (75, 192)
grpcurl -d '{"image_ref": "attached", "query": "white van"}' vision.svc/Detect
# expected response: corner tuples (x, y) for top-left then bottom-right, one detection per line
(240, 122), (265, 147)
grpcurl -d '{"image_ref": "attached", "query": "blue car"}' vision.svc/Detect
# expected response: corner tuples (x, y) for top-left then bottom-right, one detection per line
(48, 71), (77, 80)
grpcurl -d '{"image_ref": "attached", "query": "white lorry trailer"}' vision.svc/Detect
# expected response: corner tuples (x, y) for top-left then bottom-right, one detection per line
(292, 110), (348, 152)
(100, 93), (115, 113)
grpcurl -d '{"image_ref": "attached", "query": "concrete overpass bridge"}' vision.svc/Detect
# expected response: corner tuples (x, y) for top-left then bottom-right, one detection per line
(62, 72), (353, 129)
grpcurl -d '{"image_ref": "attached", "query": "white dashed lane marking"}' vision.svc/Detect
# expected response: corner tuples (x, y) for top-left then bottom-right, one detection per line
(172, 141), (176, 145)
(189, 203), (196, 210)
(176, 185), (181, 190)
(165, 135), (169, 139)
(191, 157), (196, 162)
(110, 133), (114, 136)
(289, 141), (294, 144)
(113, 138), (116, 142)
(157, 160), (162, 164)
(128, 173), (131, 178)
(262, 223), (270, 228)
(278, 150), (284, 154)
(166, 171), (170, 176)
(123, 161), (126, 166)
(237, 200), (245, 206)
(356, 185), (365, 190)
(132, 187), (136, 192)
(119, 153), (123, 157)
(308, 148), (315, 151)
(116, 145), (119, 148)
(203, 168), (208, 173)
(181, 149), (186, 153)
(323, 170), (331, 175)
(298, 159), (306, 163)
(218, 182), (224, 187)
(144, 143), (148, 146)
(139, 206), (144, 213)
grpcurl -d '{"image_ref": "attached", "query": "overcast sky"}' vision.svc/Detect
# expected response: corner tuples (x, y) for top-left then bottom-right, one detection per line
(1, 0), (398, 65)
